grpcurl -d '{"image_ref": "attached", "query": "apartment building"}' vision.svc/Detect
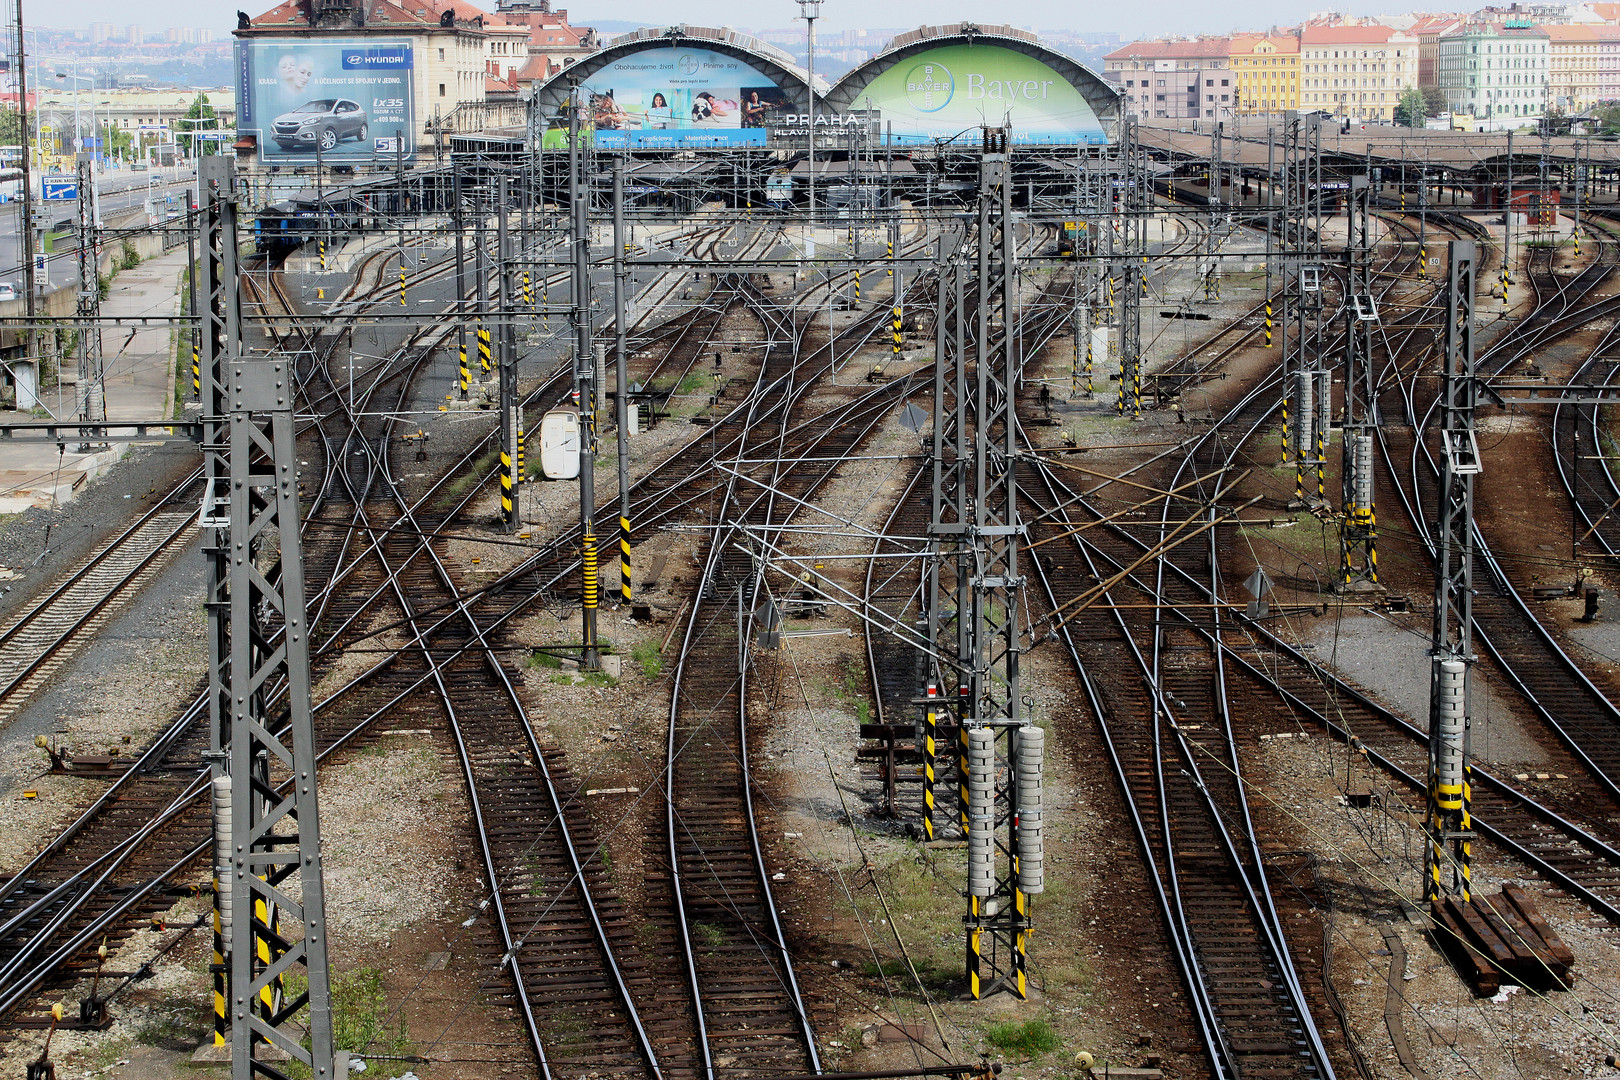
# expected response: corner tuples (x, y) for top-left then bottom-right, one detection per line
(1436, 19), (1551, 128)
(1103, 37), (1234, 120)
(1542, 22), (1620, 107)
(1412, 14), (1465, 85)
(1229, 33), (1301, 114)
(1299, 21), (1420, 122)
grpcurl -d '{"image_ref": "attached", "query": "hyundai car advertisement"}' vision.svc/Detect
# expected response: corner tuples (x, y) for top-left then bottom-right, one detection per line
(577, 47), (791, 148)
(853, 44), (1107, 145)
(237, 39), (415, 161)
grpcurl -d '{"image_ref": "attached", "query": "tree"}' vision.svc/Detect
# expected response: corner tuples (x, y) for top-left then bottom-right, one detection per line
(1596, 103), (1620, 135)
(1394, 87), (1428, 128)
(177, 92), (218, 156)
(1421, 85), (1448, 118)
(0, 107), (25, 147)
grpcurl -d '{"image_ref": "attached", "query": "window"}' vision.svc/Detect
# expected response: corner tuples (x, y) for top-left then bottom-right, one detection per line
(438, 48), (445, 60)
(1221, 78), (1229, 85)
(439, 83), (446, 96)
(1206, 79), (1213, 86)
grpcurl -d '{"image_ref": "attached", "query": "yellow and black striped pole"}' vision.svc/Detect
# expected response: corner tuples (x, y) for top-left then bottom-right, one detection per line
(458, 334), (470, 398)
(542, 282), (550, 330)
(887, 238), (893, 276)
(854, 268), (861, 306)
(891, 305), (902, 365)
(191, 331), (201, 401)
(516, 426), (525, 483)
(500, 445), (515, 523)
(1085, 311), (1096, 398)
(1264, 298), (1274, 347)
(1131, 350), (1142, 419)
(582, 531), (599, 616)
(966, 913), (983, 999)
(1280, 392), (1290, 465)
(1013, 888), (1029, 999)
(318, 236), (326, 272)
(523, 270), (533, 309)
(1419, 242), (1427, 279)
(477, 322), (492, 375)
(922, 683), (938, 841)
(212, 883), (226, 1046)
(399, 265), (406, 306)
(619, 514), (632, 605)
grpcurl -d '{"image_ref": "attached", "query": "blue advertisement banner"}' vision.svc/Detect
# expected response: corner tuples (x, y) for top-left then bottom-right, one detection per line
(237, 38), (415, 162)
(595, 128), (768, 148)
(574, 46), (793, 144)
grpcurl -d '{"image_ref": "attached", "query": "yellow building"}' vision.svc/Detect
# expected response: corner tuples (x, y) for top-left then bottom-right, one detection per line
(1230, 33), (1301, 114)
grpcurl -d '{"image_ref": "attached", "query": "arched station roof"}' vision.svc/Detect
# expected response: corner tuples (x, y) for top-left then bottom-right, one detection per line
(826, 23), (1120, 144)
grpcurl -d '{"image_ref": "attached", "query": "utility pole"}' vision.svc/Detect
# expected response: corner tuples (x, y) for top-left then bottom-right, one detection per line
(613, 155), (632, 608)
(498, 173), (520, 533)
(1427, 240), (1479, 904)
(927, 129), (1043, 1001)
(798, 0), (821, 227)
(15, 0), (37, 398)
(569, 88), (599, 670)
(74, 152), (104, 444)
(187, 188), (200, 402)
(1340, 173), (1378, 589)
(198, 154), (336, 1080)
(452, 164), (469, 399)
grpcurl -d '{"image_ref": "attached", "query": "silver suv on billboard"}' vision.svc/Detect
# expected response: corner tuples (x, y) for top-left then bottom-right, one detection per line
(271, 99), (369, 152)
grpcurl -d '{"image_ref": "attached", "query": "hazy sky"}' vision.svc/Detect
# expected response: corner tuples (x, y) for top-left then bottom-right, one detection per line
(38, 0), (1366, 43)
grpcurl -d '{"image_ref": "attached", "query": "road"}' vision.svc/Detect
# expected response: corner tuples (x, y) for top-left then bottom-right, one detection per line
(0, 166), (197, 290)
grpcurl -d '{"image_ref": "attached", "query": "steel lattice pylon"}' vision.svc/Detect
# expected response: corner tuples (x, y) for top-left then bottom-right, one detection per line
(198, 156), (337, 1080)
(926, 131), (1041, 1001)
(1340, 173), (1380, 589)
(1427, 240), (1479, 904)
(74, 154), (104, 437)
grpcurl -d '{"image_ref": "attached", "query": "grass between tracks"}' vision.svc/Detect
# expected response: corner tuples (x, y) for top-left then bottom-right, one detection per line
(274, 967), (412, 1077)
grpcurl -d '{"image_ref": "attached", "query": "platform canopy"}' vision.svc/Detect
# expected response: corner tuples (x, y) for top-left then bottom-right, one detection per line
(826, 23), (1120, 146)
(531, 25), (815, 149)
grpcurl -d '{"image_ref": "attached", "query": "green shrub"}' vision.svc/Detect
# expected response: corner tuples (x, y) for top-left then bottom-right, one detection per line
(984, 1018), (1060, 1057)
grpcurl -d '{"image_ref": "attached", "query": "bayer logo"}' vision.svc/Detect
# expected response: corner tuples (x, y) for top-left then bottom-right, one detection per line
(904, 61), (953, 112)
(678, 54), (700, 75)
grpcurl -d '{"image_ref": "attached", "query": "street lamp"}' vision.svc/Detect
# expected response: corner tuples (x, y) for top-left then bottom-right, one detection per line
(797, 0), (821, 228)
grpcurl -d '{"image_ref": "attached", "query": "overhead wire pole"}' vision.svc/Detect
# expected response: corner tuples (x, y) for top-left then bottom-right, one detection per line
(198, 153), (239, 1058)
(196, 155), (337, 1080)
(74, 152), (105, 449)
(498, 173), (520, 533)
(1427, 240), (1479, 905)
(613, 154), (632, 607)
(935, 128), (1042, 1001)
(1339, 173), (1379, 590)
(452, 164), (469, 399)
(569, 86), (599, 670)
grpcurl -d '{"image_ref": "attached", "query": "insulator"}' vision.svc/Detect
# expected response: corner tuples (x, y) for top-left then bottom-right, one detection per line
(1293, 372), (1314, 457)
(1354, 432), (1375, 513)
(1313, 369), (1333, 447)
(1436, 659), (1466, 804)
(1016, 725), (1045, 894)
(967, 727), (995, 897)
(212, 774), (233, 936)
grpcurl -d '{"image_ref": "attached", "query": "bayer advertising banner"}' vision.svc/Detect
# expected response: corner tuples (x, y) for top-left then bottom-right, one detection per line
(857, 44), (1107, 145)
(576, 47), (790, 148)
(237, 39), (415, 162)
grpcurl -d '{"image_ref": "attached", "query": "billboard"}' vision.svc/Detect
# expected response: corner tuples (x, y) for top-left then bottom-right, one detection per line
(573, 46), (792, 148)
(854, 44), (1107, 145)
(237, 39), (415, 162)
